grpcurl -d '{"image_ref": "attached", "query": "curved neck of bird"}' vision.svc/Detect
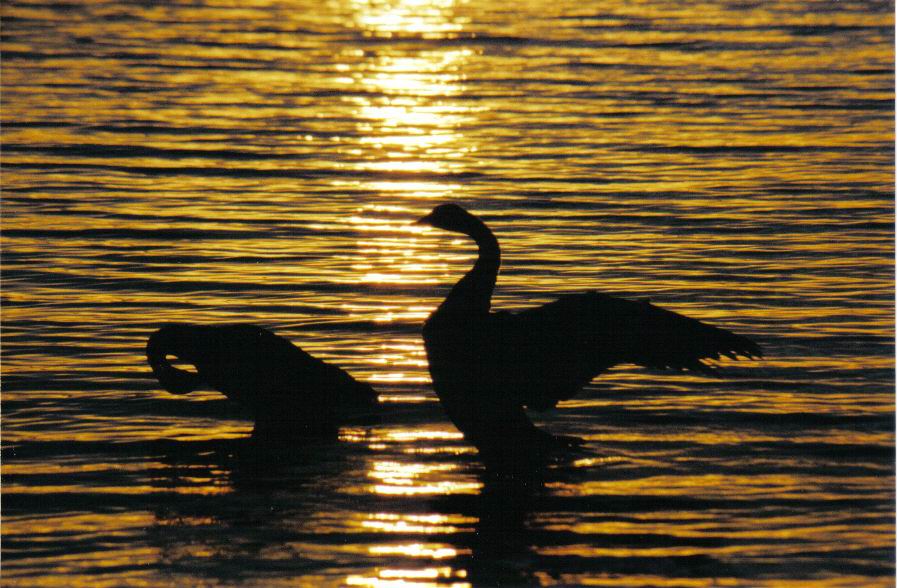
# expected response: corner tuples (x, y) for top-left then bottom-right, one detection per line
(440, 218), (501, 316)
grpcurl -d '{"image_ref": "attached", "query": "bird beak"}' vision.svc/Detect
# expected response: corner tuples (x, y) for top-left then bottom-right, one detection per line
(413, 212), (434, 226)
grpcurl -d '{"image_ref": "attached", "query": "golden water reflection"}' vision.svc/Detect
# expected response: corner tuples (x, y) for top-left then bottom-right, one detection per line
(340, 0), (473, 253)
(369, 543), (465, 559)
(346, 569), (470, 588)
(330, 0), (475, 395)
(368, 460), (480, 496)
(349, 0), (465, 37)
(349, 382), (481, 584)
(351, 515), (473, 586)
(360, 512), (476, 535)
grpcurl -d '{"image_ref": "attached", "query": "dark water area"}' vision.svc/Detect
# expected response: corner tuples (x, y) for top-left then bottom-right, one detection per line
(2, 0), (894, 586)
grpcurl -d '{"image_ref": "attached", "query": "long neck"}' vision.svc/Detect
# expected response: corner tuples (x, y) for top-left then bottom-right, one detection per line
(440, 219), (500, 315)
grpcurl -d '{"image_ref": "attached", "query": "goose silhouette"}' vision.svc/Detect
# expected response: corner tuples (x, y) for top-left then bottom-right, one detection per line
(146, 323), (378, 438)
(414, 203), (761, 464)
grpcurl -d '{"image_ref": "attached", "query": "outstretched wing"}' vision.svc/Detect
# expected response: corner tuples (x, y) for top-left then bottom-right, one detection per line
(491, 291), (761, 410)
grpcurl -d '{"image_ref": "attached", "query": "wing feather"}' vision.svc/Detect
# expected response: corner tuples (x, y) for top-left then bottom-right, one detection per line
(490, 292), (761, 410)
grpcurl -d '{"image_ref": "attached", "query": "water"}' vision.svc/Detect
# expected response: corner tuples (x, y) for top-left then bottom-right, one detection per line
(2, 0), (894, 585)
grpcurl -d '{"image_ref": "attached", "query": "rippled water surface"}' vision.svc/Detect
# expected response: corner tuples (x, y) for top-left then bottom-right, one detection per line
(2, 0), (894, 586)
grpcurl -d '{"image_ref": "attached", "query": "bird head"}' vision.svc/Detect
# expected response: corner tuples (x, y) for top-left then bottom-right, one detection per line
(414, 203), (479, 236)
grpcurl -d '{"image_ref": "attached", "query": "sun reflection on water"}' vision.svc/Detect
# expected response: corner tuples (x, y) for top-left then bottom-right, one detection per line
(368, 459), (480, 496)
(346, 570), (470, 588)
(360, 512), (477, 534)
(369, 543), (465, 559)
(350, 0), (465, 36)
(338, 0), (474, 288)
(323, 0), (477, 398)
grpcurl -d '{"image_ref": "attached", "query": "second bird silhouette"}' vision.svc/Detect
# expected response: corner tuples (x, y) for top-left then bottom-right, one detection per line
(147, 323), (378, 439)
(413, 203), (761, 467)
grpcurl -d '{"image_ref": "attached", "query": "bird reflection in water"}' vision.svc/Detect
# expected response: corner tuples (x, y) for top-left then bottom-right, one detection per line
(147, 433), (371, 579)
(146, 323), (379, 441)
(413, 204), (762, 470)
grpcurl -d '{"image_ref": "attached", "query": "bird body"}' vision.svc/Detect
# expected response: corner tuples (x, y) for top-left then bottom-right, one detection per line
(146, 323), (378, 437)
(415, 204), (761, 462)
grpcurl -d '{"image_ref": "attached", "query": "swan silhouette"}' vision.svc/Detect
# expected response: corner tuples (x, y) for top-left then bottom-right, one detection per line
(147, 323), (378, 438)
(414, 203), (761, 463)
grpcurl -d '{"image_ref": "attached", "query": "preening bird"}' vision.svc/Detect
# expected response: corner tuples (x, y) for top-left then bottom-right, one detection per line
(414, 203), (761, 464)
(146, 323), (378, 438)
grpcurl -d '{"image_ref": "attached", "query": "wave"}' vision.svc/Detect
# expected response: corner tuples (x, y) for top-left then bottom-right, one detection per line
(2, 161), (486, 181)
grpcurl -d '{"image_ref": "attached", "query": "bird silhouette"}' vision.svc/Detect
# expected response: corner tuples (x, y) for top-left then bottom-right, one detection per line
(146, 323), (378, 438)
(414, 203), (761, 465)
